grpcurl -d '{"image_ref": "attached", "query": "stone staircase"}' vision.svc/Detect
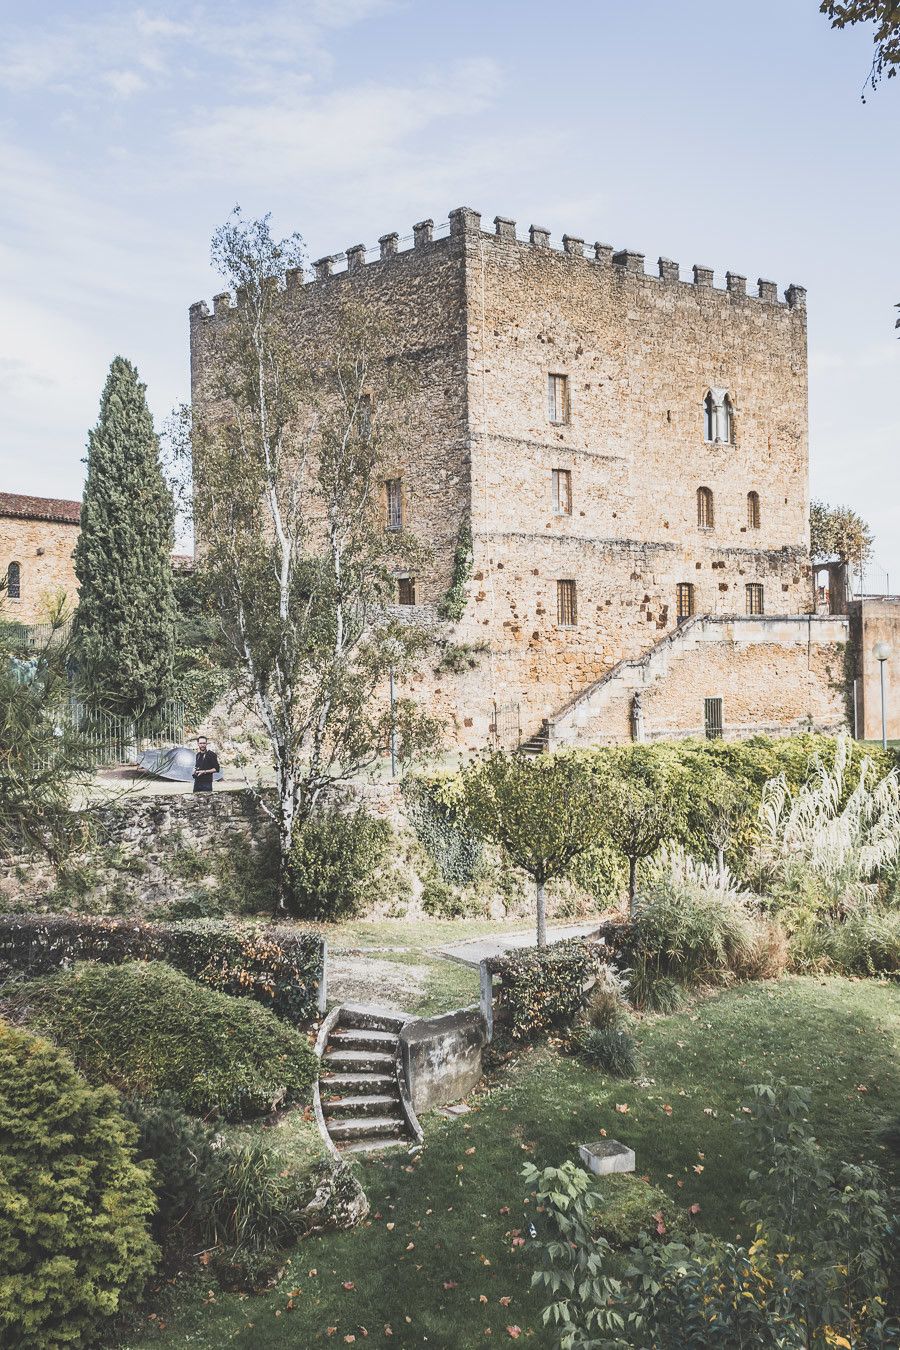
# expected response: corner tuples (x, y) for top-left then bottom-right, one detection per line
(314, 1004), (422, 1156)
(519, 719), (550, 756)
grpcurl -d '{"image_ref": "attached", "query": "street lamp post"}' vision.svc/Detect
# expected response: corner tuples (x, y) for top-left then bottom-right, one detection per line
(874, 641), (891, 751)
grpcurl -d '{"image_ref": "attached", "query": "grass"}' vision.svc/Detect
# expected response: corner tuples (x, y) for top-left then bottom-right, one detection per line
(120, 975), (899, 1349)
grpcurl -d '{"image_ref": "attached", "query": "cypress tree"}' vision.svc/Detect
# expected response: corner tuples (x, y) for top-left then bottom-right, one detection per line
(73, 357), (176, 717)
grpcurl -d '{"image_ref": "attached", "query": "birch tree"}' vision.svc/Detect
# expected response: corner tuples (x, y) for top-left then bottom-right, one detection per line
(190, 211), (439, 908)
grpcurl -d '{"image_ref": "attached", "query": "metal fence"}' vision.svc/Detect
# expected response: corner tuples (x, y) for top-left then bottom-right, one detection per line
(68, 698), (185, 768)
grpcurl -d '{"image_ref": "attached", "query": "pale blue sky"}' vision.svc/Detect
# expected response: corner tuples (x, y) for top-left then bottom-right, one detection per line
(0, 1), (897, 578)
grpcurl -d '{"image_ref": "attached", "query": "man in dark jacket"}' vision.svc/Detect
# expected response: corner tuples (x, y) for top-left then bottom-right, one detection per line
(192, 736), (221, 793)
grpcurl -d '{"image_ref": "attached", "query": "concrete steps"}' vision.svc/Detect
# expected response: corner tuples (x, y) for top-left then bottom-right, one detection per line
(316, 1005), (419, 1156)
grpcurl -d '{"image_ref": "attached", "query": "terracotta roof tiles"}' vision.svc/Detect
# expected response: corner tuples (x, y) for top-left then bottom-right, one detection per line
(0, 492), (81, 525)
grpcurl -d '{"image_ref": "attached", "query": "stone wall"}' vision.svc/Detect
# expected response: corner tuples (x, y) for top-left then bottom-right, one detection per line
(189, 206), (830, 753)
(400, 1007), (487, 1111)
(848, 599), (900, 741)
(0, 514), (80, 625)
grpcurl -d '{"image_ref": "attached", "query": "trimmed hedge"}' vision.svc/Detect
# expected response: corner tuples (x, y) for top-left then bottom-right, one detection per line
(0, 914), (323, 1025)
(486, 940), (604, 1040)
(0, 1019), (158, 1348)
(12, 961), (317, 1119)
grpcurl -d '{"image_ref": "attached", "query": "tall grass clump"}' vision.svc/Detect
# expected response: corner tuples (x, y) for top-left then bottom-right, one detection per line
(627, 846), (780, 1008)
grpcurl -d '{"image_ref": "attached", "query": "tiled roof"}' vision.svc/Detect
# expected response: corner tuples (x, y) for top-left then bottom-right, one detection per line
(0, 492), (81, 525)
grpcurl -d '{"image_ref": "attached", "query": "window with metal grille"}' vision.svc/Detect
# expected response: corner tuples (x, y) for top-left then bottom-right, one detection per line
(6, 561), (20, 599)
(704, 697), (723, 740)
(556, 579), (577, 627)
(746, 583), (764, 615)
(385, 478), (403, 531)
(547, 373), (569, 424)
(397, 576), (416, 606)
(676, 582), (695, 622)
(552, 468), (572, 515)
(747, 491), (760, 529)
(697, 486), (714, 529)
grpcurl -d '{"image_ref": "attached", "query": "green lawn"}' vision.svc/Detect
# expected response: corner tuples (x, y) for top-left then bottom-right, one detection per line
(119, 977), (899, 1350)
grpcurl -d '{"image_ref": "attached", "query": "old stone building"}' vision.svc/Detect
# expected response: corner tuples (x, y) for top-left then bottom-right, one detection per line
(0, 493), (81, 625)
(189, 207), (896, 748)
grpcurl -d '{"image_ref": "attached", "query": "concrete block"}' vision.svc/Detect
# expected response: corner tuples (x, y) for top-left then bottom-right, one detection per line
(400, 1007), (487, 1112)
(578, 1139), (635, 1175)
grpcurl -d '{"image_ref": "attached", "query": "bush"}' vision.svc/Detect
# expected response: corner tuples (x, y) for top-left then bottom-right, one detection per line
(589, 1174), (684, 1248)
(576, 1026), (639, 1077)
(584, 965), (630, 1030)
(0, 914), (324, 1026)
(403, 775), (482, 886)
(488, 940), (603, 1040)
(122, 1094), (219, 1251)
(283, 805), (391, 922)
(0, 1019), (158, 1348)
(809, 906), (900, 976)
(11, 961), (317, 1119)
(625, 847), (766, 1007)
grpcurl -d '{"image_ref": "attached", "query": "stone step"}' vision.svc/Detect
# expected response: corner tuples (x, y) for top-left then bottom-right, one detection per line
(329, 1027), (399, 1052)
(335, 1134), (410, 1155)
(338, 1004), (409, 1033)
(320, 1072), (396, 1095)
(322, 1094), (400, 1118)
(322, 1048), (396, 1072)
(327, 1114), (406, 1141)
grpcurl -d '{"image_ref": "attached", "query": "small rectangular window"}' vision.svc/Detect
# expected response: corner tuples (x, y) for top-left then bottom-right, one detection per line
(704, 697), (723, 740)
(556, 579), (577, 627)
(747, 491), (760, 529)
(551, 468), (572, 516)
(547, 373), (569, 425)
(385, 478), (403, 531)
(697, 486), (714, 530)
(676, 582), (695, 622)
(397, 577), (415, 606)
(7, 561), (20, 600)
(746, 583), (764, 615)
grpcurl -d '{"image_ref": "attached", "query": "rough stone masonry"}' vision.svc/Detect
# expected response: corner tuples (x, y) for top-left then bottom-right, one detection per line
(189, 207), (859, 750)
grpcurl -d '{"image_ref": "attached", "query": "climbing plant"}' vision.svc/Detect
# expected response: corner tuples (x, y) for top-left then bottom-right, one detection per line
(437, 514), (473, 622)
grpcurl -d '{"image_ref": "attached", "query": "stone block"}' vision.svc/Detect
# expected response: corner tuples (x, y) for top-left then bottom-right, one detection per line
(578, 1139), (635, 1175)
(400, 1007), (487, 1112)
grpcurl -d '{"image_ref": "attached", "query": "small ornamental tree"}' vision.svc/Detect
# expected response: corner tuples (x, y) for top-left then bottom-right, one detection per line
(73, 356), (175, 717)
(809, 499), (874, 570)
(462, 751), (602, 946)
(602, 753), (685, 915)
(0, 1019), (158, 1348)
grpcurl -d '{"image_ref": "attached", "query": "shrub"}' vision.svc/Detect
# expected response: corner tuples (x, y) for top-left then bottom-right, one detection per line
(626, 846), (763, 1007)
(122, 1094), (219, 1251)
(0, 1019), (158, 1348)
(488, 940), (603, 1040)
(0, 914), (324, 1026)
(576, 1026), (639, 1077)
(584, 964), (630, 1030)
(11, 961), (317, 1119)
(589, 1174), (683, 1248)
(816, 906), (900, 976)
(420, 875), (481, 919)
(283, 805), (391, 922)
(403, 775), (482, 886)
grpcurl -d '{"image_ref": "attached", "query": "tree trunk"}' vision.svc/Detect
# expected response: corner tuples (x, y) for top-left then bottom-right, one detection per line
(274, 765), (297, 917)
(628, 856), (637, 918)
(536, 877), (547, 948)
(716, 845), (725, 879)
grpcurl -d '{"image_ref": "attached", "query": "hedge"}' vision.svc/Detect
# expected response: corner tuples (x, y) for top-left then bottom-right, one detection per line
(0, 915), (323, 1026)
(12, 961), (317, 1119)
(486, 939), (605, 1040)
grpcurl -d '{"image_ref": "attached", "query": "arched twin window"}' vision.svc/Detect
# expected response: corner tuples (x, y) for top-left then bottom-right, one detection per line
(697, 486), (714, 530)
(703, 389), (734, 444)
(6, 561), (20, 599)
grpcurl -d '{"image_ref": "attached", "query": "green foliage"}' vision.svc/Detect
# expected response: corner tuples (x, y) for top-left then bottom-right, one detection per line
(73, 356), (176, 717)
(795, 905), (900, 976)
(0, 914), (324, 1026)
(12, 961), (316, 1119)
(810, 497), (875, 566)
(434, 639), (489, 675)
(0, 606), (94, 862)
(590, 1174), (684, 1249)
(436, 513), (473, 622)
(820, 1), (900, 91)
(598, 747), (687, 911)
(284, 804), (392, 921)
(420, 876), (481, 918)
(527, 1083), (897, 1348)
(403, 775), (482, 885)
(566, 836), (627, 906)
(123, 1094), (218, 1251)
(624, 847), (778, 1008)
(575, 1026), (639, 1077)
(171, 569), (231, 729)
(488, 940), (603, 1040)
(0, 1019), (158, 1348)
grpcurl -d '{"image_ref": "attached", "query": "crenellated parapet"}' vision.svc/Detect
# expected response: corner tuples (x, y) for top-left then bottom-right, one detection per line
(189, 207), (806, 318)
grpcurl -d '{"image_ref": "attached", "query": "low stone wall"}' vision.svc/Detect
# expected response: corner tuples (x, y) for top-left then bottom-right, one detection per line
(400, 1007), (487, 1111)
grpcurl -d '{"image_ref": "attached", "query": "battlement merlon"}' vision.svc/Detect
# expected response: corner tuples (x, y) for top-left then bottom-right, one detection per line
(189, 206), (806, 316)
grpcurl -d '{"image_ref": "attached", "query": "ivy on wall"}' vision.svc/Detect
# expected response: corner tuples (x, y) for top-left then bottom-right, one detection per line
(437, 515), (473, 622)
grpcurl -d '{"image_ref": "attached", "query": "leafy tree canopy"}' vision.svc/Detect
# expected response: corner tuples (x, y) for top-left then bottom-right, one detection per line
(809, 498), (875, 567)
(820, 0), (900, 90)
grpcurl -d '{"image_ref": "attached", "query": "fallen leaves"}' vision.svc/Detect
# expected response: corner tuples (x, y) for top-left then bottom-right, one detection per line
(615, 1103), (629, 1114)
(506, 1326), (522, 1339)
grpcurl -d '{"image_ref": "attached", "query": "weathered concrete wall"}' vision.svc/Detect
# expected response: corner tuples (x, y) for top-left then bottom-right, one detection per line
(849, 599), (900, 741)
(0, 514), (80, 624)
(400, 1007), (487, 1112)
